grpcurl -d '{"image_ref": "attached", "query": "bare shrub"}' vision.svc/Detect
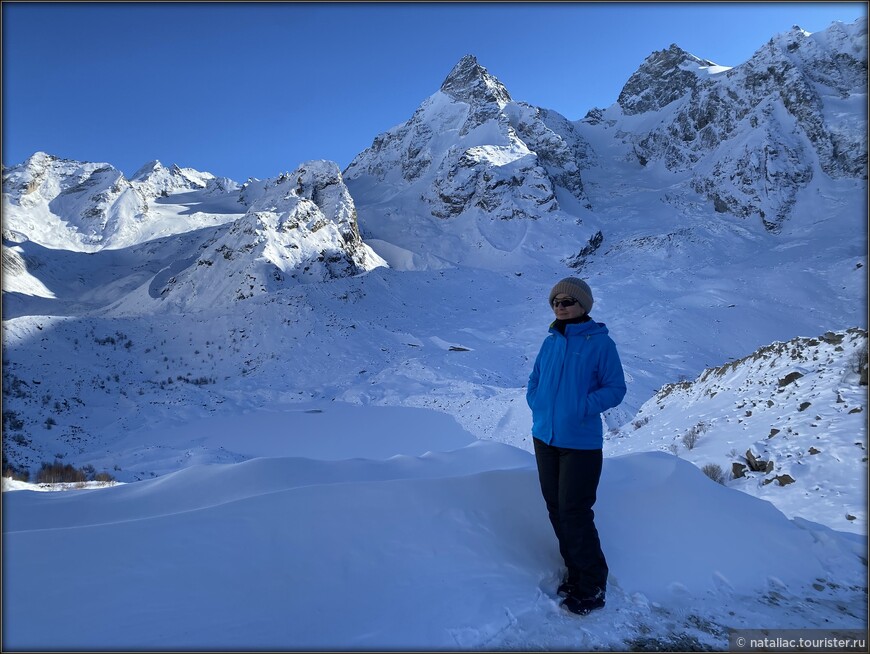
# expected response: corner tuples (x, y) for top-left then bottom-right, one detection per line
(633, 415), (650, 430)
(701, 463), (726, 485)
(681, 421), (708, 450)
(3, 463), (30, 482)
(37, 460), (87, 484)
(35, 461), (116, 484)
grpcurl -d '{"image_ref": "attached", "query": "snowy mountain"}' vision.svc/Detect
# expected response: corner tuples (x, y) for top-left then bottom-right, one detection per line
(339, 18), (867, 426)
(2, 18), (867, 650)
(344, 55), (597, 270)
(129, 159), (222, 196)
(1, 152), (244, 252)
(608, 20), (867, 232)
(2, 152), (148, 250)
(3, 159), (384, 314)
(131, 160), (386, 310)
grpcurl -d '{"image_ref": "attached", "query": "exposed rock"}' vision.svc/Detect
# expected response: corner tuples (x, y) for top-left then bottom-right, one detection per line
(440, 56), (512, 105)
(580, 107), (606, 125)
(508, 103), (591, 206)
(763, 474), (796, 486)
(745, 449), (774, 473)
(2, 245), (27, 277)
(778, 371), (805, 387)
(567, 230), (604, 270)
(617, 44), (715, 116)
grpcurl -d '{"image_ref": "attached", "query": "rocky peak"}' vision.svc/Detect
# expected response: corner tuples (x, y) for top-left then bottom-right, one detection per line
(617, 44), (719, 115)
(609, 18), (866, 231)
(345, 52), (597, 238)
(439, 55), (512, 107)
(129, 159), (213, 197)
(773, 25), (813, 50)
(154, 161), (385, 307)
(655, 43), (718, 70)
(18, 151), (62, 172)
(244, 161), (359, 241)
(764, 19), (868, 99)
(130, 160), (165, 181)
(580, 107), (606, 125)
(2, 153), (123, 205)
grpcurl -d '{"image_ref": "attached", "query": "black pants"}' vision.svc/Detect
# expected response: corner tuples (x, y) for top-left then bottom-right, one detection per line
(533, 438), (608, 598)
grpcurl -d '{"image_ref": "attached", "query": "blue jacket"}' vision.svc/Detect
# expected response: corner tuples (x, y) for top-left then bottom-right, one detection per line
(527, 319), (626, 450)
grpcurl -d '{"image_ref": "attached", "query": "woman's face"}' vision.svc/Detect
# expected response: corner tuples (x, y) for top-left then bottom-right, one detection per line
(551, 294), (586, 320)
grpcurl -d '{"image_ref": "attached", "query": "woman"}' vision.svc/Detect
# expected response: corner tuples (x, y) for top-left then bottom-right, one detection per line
(526, 277), (626, 616)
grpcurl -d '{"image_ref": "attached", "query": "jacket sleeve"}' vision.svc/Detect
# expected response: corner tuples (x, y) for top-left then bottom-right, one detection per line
(585, 337), (626, 416)
(526, 345), (543, 409)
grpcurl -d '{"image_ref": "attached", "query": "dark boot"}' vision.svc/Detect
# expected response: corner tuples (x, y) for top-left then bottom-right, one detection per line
(557, 573), (577, 598)
(561, 588), (605, 616)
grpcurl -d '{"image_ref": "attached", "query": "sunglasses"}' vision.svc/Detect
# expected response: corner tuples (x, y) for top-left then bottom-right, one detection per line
(552, 298), (579, 308)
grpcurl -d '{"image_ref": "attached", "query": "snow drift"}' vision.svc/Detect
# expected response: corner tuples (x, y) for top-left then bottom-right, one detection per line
(3, 404), (864, 650)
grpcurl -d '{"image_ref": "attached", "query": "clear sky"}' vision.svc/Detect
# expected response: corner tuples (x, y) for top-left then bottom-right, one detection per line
(2, 2), (866, 182)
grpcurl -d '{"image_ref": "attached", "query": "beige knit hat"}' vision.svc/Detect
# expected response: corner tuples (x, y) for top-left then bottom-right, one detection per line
(549, 277), (594, 313)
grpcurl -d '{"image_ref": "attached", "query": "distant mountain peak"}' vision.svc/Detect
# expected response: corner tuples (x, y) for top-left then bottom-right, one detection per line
(344, 49), (595, 229)
(440, 54), (512, 107)
(130, 160), (164, 180)
(661, 43), (718, 68)
(129, 159), (213, 193)
(23, 151), (60, 167)
(788, 24), (812, 37)
(617, 43), (722, 115)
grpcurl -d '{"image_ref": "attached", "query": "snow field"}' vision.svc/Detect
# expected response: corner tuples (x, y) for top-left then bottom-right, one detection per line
(3, 403), (865, 650)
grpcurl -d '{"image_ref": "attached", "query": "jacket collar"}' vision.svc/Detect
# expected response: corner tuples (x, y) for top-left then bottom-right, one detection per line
(549, 318), (606, 338)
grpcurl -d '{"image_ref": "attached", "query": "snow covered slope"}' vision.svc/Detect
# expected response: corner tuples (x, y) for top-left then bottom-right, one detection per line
(3, 405), (865, 650)
(608, 328), (868, 534)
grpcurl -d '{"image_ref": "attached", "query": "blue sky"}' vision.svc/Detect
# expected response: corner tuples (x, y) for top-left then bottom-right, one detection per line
(2, 2), (866, 182)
